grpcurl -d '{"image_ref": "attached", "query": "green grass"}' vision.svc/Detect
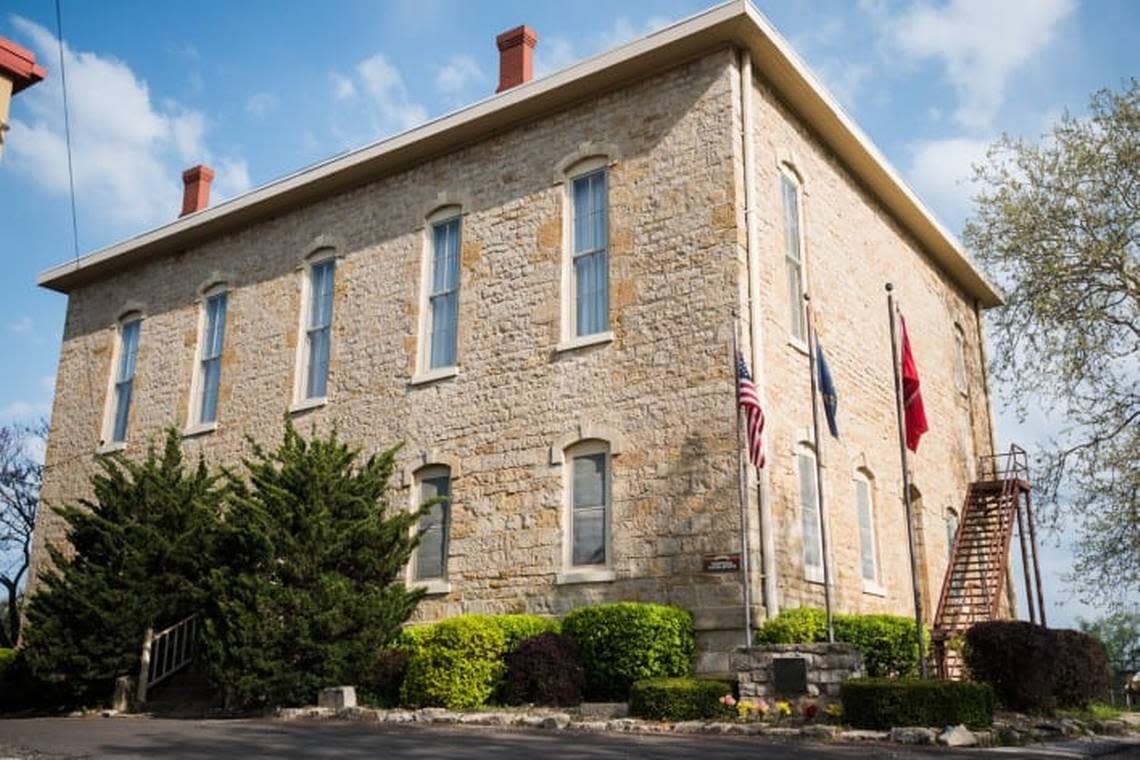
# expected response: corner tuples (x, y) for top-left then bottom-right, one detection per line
(1055, 703), (1122, 721)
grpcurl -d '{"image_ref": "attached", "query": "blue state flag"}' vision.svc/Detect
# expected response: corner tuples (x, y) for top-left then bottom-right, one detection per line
(817, 343), (839, 438)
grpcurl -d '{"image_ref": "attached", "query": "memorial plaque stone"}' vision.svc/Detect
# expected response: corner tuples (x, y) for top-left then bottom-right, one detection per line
(772, 657), (808, 696)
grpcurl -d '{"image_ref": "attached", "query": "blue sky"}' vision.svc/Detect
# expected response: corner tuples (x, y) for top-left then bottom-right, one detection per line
(1, 0), (1136, 625)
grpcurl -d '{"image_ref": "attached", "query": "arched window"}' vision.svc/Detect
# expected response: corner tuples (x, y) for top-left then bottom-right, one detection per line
(797, 442), (823, 582)
(853, 469), (879, 587)
(555, 438), (613, 576)
(780, 166), (807, 344)
(953, 323), (968, 394)
(418, 205), (462, 377)
(945, 507), (960, 553)
(557, 152), (613, 349)
(188, 283), (228, 430)
(293, 249), (336, 407)
(413, 464), (452, 583)
(103, 312), (142, 447)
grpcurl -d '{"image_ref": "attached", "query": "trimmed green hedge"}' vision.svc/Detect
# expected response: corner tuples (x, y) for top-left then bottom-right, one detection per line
(630, 677), (733, 721)
(563, 602), (694, 700)
(401, 616), (507, 709)
(840, 678), (995, 729)
(0, 648), (15, 678)
(397, 614), (557, 709)
(755, 608), (929, 678)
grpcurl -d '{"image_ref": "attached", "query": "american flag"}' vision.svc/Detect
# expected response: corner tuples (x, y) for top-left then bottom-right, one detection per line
(736, 352), (766, 469)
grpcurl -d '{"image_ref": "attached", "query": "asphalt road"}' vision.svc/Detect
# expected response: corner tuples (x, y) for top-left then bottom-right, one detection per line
(1, 718), (1138, 759)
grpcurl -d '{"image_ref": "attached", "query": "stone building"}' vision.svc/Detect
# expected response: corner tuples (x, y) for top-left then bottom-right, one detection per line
(30, 1), (1005, 671)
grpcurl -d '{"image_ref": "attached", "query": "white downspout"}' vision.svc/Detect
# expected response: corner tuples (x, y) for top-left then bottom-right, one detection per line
(741, 49), (779, 619)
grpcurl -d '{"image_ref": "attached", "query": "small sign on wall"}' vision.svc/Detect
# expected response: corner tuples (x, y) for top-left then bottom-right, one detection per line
(702, 553), (741, 572)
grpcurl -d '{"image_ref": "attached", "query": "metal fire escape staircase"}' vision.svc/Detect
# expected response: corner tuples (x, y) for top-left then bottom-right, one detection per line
(932, 445), (1046, 678)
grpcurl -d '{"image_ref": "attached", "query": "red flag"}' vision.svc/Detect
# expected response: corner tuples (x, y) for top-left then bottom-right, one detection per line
(900, 316), (929, 452)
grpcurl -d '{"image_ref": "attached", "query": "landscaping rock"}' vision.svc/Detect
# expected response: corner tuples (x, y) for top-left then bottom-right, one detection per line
(384, 710), (414, 723)
(937, 724), (977, 747)
(572, 720), (610, 732)
(890, 726), (937, 745)
(606, 719), (637, 732)
(802, 724), (839, 740)
(673, 721), (705, 734)
(839, 729), (889, 742)
(415, 708), (447, 722)
(972, 730), (994, 747)
(430, 711), (460, 724)
(541, 713), (570, 730)
(1091, 719), (1127, 736)
(579, 702), (629, 719)
(759, 726), (801, 737)
(357, 709), (382, 722)
(317, 687), (356, 710)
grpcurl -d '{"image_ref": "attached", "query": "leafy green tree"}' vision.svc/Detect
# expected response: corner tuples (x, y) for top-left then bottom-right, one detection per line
(203, 423), (424, 708)
(964, 79), (1139, 603)
(22, 430), (222, 703)
(1079, 611), (1140, 672)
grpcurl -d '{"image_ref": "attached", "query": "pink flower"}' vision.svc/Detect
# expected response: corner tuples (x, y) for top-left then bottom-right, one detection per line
(718, 694), (737, 707)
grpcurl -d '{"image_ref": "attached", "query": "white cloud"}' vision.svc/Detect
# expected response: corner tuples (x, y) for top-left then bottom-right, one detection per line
(0, 400), (50, 420)
(905, 136), (991, 228)
(6, 17), (250, 236)
(535, 37), (579, 78)
(885, 0), (1074, 129)
(332, 73), (356, 101)
(6, 316), (33, 335)
(536, 14), (674, 80)
(327, 53), (427, 147)
(245, 92), (278, 118)
(435, 54), (484, 98)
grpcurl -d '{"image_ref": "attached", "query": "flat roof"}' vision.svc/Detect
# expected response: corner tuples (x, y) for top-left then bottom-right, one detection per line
(37, 0), (1002, 307)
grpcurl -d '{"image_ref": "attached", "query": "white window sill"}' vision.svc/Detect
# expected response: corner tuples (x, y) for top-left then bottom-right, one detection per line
(556, 331), (614, 354)
(409, 579), (452, 595)
(288, 396), (328, 415)
(804, 566), (825, 585)
(97, 440), (127, 455)
(556, 568), (616, 585)
(862, 580), (887, 598)
(788, 337), (809, 356)
(182, 421), (218, 439)
(409, 366), (459, 387)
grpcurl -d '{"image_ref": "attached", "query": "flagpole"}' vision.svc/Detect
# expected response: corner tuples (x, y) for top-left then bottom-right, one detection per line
(886, 283), (928, 679)
(732, 322), (754, 649)
(804, 296), (835, 644)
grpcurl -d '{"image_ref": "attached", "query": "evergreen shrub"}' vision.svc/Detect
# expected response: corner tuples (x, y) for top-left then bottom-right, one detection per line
(629, 677), (733, 721)
(202, 424), (424, 708)
(21, 431), (223, 705)
(562, 602), (694, 700)
(501, 633), (584, 706)
(840, 678), (995, 729)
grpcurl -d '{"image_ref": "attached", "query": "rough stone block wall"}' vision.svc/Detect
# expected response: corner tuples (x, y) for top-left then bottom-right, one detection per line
(742, 66), (1000, 626)
(733, 643), (865, 701)
(30, 49), (752, 659)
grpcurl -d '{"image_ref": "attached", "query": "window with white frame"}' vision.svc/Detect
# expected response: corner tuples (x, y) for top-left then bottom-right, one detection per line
(570, 168), (609, 338)
(414, 465), (451, 581)
(781, 171), (807, 343)
(567, 440), (610, 567)
(946, 507), (960, 553)
(853, 471), (878, 584)
(191, 288), (227, 426)
(300, 256), (335, 401)
(797, 445), (823, 580)
(425, 214), (461, 370)
(953, 324), (968, 394)
(107, 315), (141, 444)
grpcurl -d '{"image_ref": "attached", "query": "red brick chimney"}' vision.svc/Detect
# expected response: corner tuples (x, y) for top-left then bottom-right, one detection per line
(496, 25), (538, 93)
(180, 164), (214, 217)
